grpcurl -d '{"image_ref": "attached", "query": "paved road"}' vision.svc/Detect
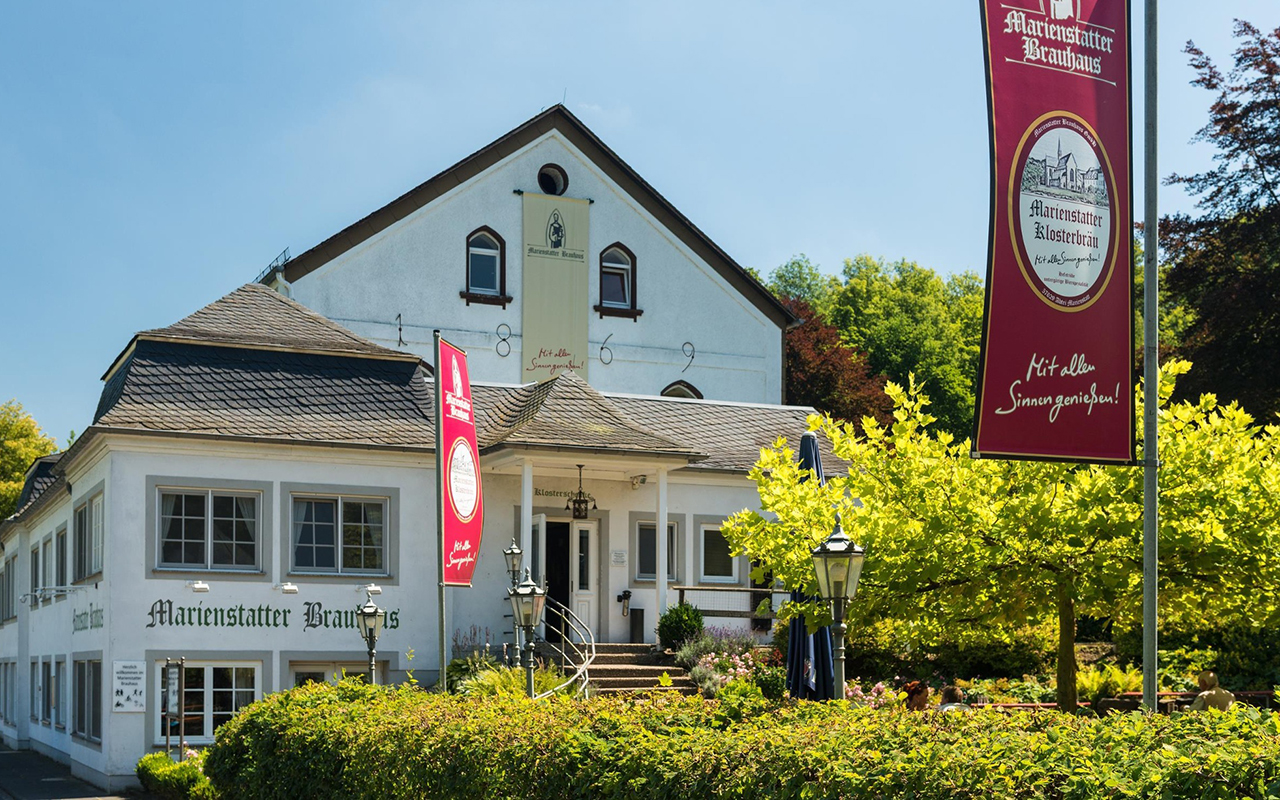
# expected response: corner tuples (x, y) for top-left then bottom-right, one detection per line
(0, 745), (152, 800)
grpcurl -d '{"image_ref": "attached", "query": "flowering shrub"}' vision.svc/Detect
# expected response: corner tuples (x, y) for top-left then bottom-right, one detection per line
(845, 680), (900, 707)
(691, 647), (786, 699)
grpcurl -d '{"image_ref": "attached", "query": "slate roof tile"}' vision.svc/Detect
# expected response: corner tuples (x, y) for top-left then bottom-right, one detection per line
(138, 283), (410, 360)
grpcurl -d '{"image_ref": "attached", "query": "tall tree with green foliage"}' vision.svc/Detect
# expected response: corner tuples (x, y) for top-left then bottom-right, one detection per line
(0, 400), (58, 519)
(825, 255), (984, 440)
(723, 362), (1280, 711)
(1162, 20), (1280, 419)
(767, 255), (841, 319)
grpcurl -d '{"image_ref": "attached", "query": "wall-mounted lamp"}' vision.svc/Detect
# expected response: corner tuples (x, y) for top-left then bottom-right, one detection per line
(616, 589), (632, 617)
(274, 583), (299, 594)
(187, 580), (210, 593)
(630, 475), (648, 490)
(360, 583), (382, 596)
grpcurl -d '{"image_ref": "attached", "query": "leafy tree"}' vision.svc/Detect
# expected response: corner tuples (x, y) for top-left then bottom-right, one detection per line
(1162, 20), (1280, 419)
(827, 256), (984, 440)
(778, 296), (892, 425)
(723, 362), (1280, 711)
(0, 400), (58, 519)
(767, 255), (841, 319)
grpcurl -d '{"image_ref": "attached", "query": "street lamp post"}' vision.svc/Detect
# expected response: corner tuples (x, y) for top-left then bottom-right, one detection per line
(503, 538), (523, 666)
(355, 590), (386, 686)
(507, 568), (547, 698)
(810, 516), (865, 701)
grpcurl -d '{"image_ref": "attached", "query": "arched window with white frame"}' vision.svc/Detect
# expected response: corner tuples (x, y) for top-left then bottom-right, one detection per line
(594, 243), (642, 319)
(461, 227), (511, 307)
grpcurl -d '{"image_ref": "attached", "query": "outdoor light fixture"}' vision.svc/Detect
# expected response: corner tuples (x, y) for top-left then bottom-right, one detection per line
(616, 589), (632, 617)
(508, 567), (548, 697)
(503, 537), (523, 586)
(360, 583), (383, 595)
(274, 582), (299, 594)
(355, 589), (386, 685)
(810, 516), (865, 701)
(566, 464), (596, 520)
(186, 580), (210, 593)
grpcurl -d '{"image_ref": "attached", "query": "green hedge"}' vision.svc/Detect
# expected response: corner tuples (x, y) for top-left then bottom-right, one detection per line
(203, 679), (1280, 799)
(136, 751), (217, 799)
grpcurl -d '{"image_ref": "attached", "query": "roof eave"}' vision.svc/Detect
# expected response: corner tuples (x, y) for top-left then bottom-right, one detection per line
(278, 105), (796, 328)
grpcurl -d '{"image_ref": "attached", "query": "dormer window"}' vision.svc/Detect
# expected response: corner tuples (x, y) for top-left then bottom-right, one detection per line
(594, 243), (642, 319)
(461, 227), (512, 307)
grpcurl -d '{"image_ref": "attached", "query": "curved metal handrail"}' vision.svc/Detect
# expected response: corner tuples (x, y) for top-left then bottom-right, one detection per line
(531, 596), (596, 699)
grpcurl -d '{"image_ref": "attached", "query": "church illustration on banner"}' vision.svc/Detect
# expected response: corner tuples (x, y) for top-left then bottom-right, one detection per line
(1023, 136), (1109, 208)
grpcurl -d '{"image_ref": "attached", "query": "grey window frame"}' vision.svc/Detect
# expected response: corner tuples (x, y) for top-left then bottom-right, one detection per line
(72, 657), (102, 743)
(156, 488), (262, 572)
(283, 483), (399, 582)
(697, 524), (738, 584)
(633, 520), (678, 582)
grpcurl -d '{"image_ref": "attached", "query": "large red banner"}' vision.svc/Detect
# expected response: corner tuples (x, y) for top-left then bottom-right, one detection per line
(974, 0), (1135, 464)
(437, 338), (484, 585)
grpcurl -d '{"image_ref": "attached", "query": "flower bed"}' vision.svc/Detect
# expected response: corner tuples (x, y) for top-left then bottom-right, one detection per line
(197, 679), (1280, 799)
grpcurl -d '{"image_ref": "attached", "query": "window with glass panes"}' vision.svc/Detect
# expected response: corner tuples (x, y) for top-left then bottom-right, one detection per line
(73, 497), (103, 582)
(29, 548), (39, 607)
(55, 658), (65, 727)
(158, 490), (258, 569)
(292, 497), (386, 574)
(55, 529), (66, 587)
(700, 526), (737, 582)
(41, 660), (52, 722)
(41, 539), (52, 600)
(636, 521), (677, 581)
(73, 660), (101, 741)
(160, 664), (257, 743)
(467, 231), (502, 295)
(600, 245), (634, 309)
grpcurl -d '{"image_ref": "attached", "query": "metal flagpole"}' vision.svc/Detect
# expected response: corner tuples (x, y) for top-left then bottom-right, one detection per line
(434, 330), (449, 691)
(1141, 0), (1160, 711)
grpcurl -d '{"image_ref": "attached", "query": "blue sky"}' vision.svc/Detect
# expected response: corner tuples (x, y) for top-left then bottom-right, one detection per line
(2, 1), (1275, 445)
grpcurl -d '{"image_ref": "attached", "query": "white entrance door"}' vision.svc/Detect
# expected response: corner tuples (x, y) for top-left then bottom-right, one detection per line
(570, 520), (599, 640)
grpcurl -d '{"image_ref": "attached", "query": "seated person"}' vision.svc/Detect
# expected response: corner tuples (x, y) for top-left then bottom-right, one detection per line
(903, 680), (930, 711)
(937, 684), (972, 712)
(1189, 671), (1234, 711)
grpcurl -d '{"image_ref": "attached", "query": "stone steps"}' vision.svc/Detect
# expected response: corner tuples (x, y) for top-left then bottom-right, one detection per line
(536, 641), (700, 696)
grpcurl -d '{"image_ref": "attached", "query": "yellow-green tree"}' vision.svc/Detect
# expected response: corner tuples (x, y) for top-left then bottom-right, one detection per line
(723, 362), (1280, 711)
(0, 400), (58, 519)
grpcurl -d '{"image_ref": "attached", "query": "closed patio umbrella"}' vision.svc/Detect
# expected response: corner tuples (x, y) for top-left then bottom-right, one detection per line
(785, 431), (836, 700)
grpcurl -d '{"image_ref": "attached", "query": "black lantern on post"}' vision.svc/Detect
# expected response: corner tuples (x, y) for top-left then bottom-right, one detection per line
(503, 537), (523, 587)
(508, 568), (547, 698)
(355, 590), (386, 685)
(810, 516), (865, 701)
(502, 537), (524, 667)
(566, 464), (596, 520)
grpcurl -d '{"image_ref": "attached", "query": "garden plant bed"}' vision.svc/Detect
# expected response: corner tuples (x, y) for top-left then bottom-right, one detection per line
(192, 679), (1280, 799)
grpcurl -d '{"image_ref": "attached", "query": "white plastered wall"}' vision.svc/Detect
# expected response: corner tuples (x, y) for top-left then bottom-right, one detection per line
(287, 132), (784, 403)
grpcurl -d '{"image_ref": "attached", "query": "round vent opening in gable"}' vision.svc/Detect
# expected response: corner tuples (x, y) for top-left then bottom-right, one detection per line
(537, 164), (568, 196)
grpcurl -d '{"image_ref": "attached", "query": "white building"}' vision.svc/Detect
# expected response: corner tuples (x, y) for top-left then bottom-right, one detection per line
(0, 106), (825, 791)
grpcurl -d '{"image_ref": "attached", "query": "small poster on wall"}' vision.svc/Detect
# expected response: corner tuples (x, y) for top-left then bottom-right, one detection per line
(112, 660), (146, 713)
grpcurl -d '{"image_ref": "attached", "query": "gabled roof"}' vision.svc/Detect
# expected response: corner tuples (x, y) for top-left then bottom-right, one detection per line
(271, 105), (795, 329)
(473, 371), (700, 460)
(103, 284), (415, 381)
(607, 393), (836, 473)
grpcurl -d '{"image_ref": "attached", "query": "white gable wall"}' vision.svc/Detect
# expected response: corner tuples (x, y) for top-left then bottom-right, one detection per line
(287, 133), (783, 403)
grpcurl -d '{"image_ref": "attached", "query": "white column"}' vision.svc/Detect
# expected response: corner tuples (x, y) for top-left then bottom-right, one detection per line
(520, 459), (533, 566)
(656, 466), (669, 615)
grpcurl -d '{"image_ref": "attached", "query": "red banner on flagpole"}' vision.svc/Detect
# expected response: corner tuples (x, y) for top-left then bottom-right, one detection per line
(437, 337), (484, 586)
(974, 0), (1135, 464)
